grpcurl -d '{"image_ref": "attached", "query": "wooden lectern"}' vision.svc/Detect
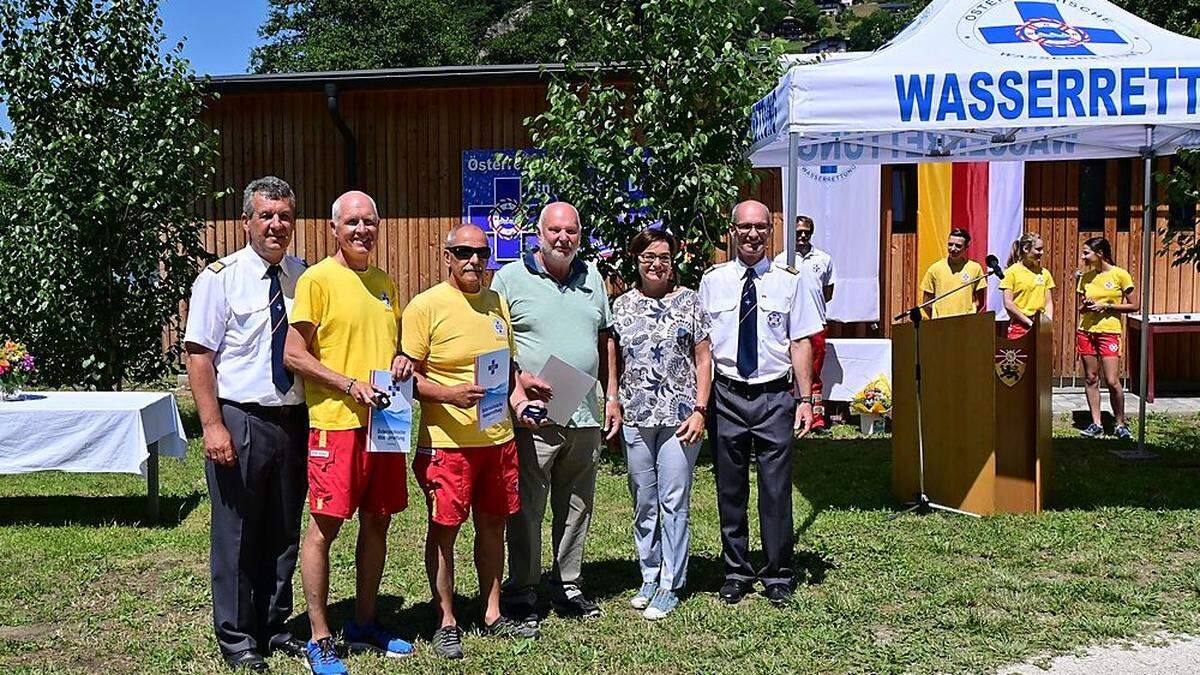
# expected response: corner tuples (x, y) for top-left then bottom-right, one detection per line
(892, 312), (1052, 515)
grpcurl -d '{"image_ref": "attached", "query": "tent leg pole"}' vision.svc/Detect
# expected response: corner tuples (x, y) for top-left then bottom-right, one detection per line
(1137, 126), (1154, 454)
(786, 131), (799, 267)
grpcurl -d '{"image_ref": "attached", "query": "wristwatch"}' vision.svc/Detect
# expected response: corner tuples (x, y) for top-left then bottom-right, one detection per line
(605, 394), (620, 403)
(796, 396), (814, 404)
(344, 378), (357, 395)
(693, 405), (708, 419)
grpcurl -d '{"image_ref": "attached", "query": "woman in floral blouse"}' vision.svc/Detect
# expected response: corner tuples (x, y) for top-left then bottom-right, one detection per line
(611, 228), (712, 620)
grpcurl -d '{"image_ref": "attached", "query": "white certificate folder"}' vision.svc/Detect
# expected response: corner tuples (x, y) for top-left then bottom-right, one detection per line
(538, 355), (597, 426)
(367, 370), (413, 453)
(475, 348), (510, 430)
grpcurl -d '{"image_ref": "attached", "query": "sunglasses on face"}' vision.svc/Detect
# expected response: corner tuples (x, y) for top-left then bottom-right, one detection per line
(447, 245), (492, 261)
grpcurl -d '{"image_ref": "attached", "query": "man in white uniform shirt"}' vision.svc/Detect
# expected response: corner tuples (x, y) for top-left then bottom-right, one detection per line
(700, 199), (821, 607)
(185, 177), (309, 671)
(774, 215), (835, 432)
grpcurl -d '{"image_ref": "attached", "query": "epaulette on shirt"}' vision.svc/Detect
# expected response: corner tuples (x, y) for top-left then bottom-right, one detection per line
(706, 260), (732, 275)
(206, 260), (228, 274)
(773, 261), (800, 275)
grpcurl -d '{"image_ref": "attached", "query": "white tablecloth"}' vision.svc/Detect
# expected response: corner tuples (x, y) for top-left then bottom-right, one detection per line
(0, 392), (187, 476)
(820, 338), (892, 402)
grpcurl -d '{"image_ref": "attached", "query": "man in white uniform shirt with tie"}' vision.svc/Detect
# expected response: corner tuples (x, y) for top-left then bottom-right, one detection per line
(185, 177), (309, 671)
(699, 199), (821, 607)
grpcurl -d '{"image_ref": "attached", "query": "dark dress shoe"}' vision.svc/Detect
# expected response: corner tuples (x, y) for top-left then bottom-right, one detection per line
(224, 649), (269, 671)
(719, 579), (753, 604)
(268, 635), (307, 658)
(763, 583), (795, 606)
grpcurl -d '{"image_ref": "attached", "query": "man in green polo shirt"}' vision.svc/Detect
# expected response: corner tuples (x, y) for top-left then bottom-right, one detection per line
(492, 201), (621, 625)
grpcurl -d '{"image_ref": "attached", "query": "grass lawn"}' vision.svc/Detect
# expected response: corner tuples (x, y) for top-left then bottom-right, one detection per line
(1, 399), (1199, 674)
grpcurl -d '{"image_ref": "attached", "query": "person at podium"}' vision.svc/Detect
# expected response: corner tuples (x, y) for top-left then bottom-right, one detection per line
(1000, 233), (1055, 339)
(919, 229), (986, 318)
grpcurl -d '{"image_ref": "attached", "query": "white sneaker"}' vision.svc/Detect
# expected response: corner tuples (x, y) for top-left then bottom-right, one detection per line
(631, 581), (657, 609)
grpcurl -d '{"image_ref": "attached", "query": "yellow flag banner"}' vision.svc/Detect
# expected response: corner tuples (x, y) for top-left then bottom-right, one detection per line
(916, 163), (953, 290)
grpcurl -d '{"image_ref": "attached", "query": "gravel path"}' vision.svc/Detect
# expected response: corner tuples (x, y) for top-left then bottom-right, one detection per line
(1001, 635), (1200, 674)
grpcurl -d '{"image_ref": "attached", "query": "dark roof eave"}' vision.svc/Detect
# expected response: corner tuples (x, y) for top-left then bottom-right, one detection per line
(200, 62), (627, 94)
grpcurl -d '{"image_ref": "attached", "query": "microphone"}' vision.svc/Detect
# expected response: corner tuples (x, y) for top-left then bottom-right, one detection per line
(985, 254), (1005, 280)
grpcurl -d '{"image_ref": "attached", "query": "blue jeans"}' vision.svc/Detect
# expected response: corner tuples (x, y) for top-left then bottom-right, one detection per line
(621, 425), (701, 591)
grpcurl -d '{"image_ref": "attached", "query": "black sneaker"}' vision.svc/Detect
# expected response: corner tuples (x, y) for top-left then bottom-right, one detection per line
(551, 588), (601, 619)
(501, 594), (540, 625)
(431, 625), (464, 660)
(483, 616), (540, 639)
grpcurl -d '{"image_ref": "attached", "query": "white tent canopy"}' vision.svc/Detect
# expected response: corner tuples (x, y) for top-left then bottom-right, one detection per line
(749, 0), (1200, 166)
(748, 0), (1200, 453)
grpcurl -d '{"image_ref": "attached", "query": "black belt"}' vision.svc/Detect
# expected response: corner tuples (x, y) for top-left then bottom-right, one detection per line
(715, 373), (793, 397)
(219, 399), (305, 422)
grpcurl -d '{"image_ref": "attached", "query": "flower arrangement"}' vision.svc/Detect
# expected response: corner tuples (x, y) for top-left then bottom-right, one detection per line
(0, 339), (36, 400)
(850, 374), (892, 416)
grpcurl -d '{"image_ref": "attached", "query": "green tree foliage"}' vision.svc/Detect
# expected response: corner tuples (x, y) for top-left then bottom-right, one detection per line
(0, 0), (221, 389)
(519, 0), (783, 287)
(251, 0), (604, 72)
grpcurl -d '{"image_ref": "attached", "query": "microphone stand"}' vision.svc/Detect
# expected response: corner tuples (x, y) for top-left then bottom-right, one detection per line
(889, 268), (999, 519)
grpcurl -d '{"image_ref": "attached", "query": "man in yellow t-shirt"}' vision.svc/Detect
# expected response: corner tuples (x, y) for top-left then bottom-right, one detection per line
(920, 228), (987, 318)
(401, 223), (542, 658)
(283, 190), (415, 669)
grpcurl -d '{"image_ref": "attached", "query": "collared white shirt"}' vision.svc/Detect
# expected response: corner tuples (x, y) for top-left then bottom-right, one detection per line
(699, 255), (823, 384)
(774, 246), (835, 325)
(183, 245), (306, 406)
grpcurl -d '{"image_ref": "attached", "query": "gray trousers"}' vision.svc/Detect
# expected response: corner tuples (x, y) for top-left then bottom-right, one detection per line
(622, 425), (701, 591)
(206, 401), (307, 656)
(713, 380), (796, 586)
(504, 425), (602, 600)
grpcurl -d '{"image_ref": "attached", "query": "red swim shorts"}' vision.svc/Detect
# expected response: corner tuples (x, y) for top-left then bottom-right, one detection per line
(412, 440), (520, 527)
(307, 428), (408, 519)
(1075, 330), (1121, 358)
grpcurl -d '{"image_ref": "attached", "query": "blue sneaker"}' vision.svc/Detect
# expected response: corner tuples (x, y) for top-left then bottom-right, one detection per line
(643, 588), (679, 621)
(1115, 424), (1133, 440)
(305, 637), (348, 675)
(1080, 423), (1104, 438)
(630, 581), (657, 609)
(344, 620), (414, 658)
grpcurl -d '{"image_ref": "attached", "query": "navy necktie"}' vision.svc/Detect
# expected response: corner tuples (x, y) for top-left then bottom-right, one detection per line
(737, 266), (758, 379)
(267, 264), (293, 395)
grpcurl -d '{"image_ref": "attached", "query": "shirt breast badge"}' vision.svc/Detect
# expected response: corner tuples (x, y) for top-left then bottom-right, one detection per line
(1035, 276), (1045, 285)
(1104, 280), (1115, 290)
(767, 311), (784, 328)
(493, 318), (506, 336)
(961, 272), (971, 282)
(379, 291), (392, 308)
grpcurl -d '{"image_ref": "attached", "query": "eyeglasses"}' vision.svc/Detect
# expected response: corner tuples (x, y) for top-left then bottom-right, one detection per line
(796, 229), (814, 237)
(637, 253), (672, 265)
(447, 245), (492, 261)
(734, 222), (771, 234)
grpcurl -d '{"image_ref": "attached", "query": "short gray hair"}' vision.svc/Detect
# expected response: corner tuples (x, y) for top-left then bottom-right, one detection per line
(331, 192), (379, 223)
(242, 176), (295, 217)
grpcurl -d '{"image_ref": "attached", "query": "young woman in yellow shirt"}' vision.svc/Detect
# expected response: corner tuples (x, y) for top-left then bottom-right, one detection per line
(1000, 233), (1055, 340)
(1075, 236), (1139, 440)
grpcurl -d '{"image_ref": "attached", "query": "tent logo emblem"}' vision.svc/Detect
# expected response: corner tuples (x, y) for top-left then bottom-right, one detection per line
(800, 165), (856, 183)
(961, 0), (1145, 59)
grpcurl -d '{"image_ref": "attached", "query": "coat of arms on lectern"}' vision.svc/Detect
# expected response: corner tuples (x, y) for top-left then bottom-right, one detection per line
(995, 348), (1027, 387)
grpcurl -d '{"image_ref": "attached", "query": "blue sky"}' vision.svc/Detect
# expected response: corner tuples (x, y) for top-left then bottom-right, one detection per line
(160, 0), (269, 76)
(1, 0), (268, 128)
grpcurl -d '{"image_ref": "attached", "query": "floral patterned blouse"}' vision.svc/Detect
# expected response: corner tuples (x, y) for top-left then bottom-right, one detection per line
(612, 286), (711, 427)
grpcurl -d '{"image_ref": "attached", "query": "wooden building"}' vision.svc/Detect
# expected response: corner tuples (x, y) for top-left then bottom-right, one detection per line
(201, 65), (1200, 385)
